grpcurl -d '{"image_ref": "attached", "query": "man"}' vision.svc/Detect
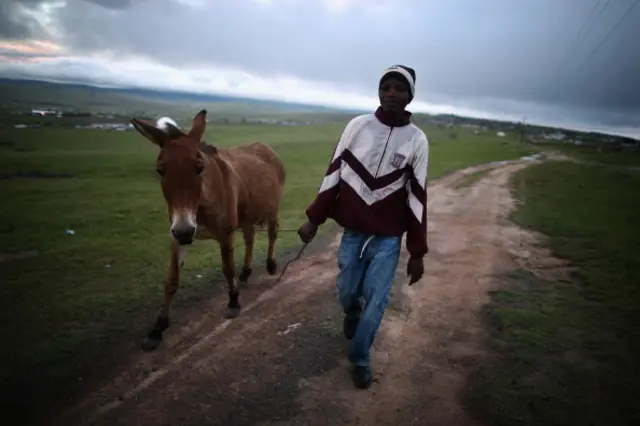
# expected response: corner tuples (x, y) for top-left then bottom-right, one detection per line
(297, 64), (429, 389)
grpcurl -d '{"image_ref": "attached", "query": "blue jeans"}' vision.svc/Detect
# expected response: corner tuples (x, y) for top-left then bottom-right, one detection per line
(336, 228), (401, 367)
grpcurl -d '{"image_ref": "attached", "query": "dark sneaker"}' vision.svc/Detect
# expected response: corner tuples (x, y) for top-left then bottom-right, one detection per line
(351, 365), (373, 389)
(343, 314), (360, 340)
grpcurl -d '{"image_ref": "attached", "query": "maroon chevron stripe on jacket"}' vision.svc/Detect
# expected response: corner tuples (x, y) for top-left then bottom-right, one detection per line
(305, 107), (429, 258)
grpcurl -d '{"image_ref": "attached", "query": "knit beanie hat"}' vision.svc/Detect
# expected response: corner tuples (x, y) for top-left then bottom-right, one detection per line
(379, 64), (416, 103)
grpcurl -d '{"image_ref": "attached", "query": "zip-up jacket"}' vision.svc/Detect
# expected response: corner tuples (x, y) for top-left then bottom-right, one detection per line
(305, 107), (429, 258)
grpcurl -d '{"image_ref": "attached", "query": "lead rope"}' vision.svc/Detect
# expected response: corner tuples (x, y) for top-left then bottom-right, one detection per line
(274, 233), (370, 284)
(273, 242), (309, 285)
(224, 227), (310, 285)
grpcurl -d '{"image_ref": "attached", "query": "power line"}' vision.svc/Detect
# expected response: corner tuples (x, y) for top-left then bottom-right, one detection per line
(533, 0), (610, 107)
(523, 0), (637, 128)
(521, 0), (608, 132)
(549, 0), (609, 86)
(567, 0), (639, 78)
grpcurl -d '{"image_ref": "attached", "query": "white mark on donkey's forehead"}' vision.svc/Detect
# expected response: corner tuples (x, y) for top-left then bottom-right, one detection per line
(157, 117), (181, 133)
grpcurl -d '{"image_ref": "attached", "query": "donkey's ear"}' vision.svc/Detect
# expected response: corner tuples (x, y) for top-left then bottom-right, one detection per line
(188, 109), (207, 142)
(130, 118), (168, 147)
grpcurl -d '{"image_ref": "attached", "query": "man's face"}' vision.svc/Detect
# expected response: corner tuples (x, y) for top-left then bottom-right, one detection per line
(379, 76), (410, 113)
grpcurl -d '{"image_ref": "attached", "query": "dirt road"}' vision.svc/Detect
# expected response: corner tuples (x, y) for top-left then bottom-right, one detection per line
(55, 159), (539, 426)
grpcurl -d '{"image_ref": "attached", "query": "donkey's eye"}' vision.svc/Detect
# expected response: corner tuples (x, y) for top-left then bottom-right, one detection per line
(156, 168), (164, 176)
(196, 166), (204, 175)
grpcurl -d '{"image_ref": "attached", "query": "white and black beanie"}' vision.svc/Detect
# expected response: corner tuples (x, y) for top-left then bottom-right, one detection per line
(379, 64), (416, 103)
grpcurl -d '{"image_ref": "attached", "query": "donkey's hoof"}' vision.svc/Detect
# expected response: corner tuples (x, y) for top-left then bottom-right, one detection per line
(266, 258), (277, 275)
(225, 306), (242, 319)
(141, 336), (162, 352)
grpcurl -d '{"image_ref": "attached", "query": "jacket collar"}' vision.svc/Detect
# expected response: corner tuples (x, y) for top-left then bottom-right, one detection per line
(374, 106), (411, 127)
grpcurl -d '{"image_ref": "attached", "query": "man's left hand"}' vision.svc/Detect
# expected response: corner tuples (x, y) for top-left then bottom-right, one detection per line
(406, 257), (424, 285)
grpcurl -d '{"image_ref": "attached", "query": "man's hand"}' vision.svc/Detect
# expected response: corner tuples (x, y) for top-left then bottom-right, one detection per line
(406, 256), (424, 285)
(297, 220), (318, 243)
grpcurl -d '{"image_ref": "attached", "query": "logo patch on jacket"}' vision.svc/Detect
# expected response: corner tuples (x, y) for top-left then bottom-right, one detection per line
(390, 152), (406, 168)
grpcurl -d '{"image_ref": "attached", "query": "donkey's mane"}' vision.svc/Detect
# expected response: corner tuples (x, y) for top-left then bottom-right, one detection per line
(199, 141), (218, 156)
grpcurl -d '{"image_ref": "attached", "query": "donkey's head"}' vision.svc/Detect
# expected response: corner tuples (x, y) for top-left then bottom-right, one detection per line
(131, 109), (210, 245)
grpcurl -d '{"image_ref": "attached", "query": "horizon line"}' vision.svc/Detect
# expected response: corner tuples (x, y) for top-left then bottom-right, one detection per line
(2, 75), (638, 140)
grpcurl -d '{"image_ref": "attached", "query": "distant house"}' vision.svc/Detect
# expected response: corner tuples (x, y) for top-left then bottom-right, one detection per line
(544, 132), (566, 141)
(74, 123), (132, 131)
(31, 109), (57, 116)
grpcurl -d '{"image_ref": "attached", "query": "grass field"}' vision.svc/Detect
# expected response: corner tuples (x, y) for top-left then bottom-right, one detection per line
(466, 160), (640, 425)
(0, 118), (536, 412)
(532, 141), (640, 168)
(558, 145), (640, 167)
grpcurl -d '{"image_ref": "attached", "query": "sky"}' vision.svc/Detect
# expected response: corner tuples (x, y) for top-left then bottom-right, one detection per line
(0, 0), (638, 137)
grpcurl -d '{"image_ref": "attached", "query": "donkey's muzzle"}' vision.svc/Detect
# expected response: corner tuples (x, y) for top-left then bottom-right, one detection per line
(171, 226), (196, 245)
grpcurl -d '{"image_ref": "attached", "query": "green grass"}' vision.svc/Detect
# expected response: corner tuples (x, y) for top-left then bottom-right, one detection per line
(0, 119), (535, 390)
(561, 146), (640, 167)
(533, 141), (640, 168)
(466, 161), (640, 426)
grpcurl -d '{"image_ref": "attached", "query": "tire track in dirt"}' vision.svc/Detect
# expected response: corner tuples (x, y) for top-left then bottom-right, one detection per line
(55, 159), (541, 426)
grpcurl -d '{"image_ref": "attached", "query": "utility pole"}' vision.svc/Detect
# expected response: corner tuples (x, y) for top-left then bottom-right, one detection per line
(519, 115), (526, 144)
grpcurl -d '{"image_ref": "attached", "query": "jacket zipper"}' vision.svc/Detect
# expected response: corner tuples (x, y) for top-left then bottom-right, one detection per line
(374, 127), (393, 178)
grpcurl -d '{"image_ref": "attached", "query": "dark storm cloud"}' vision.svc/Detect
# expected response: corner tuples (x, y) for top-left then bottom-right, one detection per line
(0, 0), (46, 38)
(51, 0), (640, 112)
(0, 0), (134, 38)
(1, 0), (639, 131)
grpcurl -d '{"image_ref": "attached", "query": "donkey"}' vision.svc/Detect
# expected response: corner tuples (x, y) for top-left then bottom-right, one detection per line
(130, 109), (286, 351)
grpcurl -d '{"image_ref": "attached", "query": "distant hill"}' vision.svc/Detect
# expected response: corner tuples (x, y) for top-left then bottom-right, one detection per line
(0, 78), (359, 117)
(1, 77), (634, 142)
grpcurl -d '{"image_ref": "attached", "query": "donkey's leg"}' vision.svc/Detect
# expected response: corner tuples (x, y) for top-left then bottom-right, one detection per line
(220, 237), (241, 318)
(142, 240), (187, 351)
(266, 218), (279, 275)
(238, 225), (255, 287)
